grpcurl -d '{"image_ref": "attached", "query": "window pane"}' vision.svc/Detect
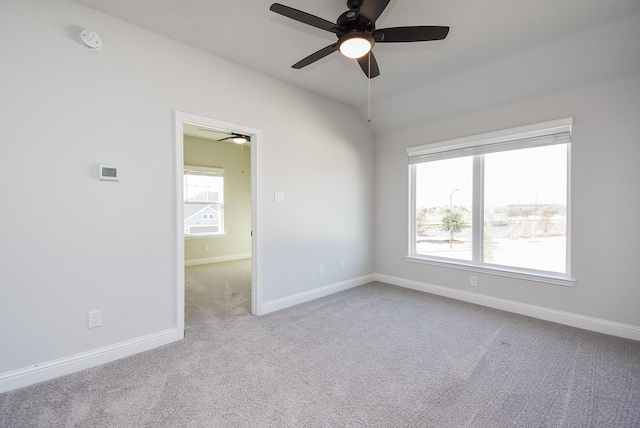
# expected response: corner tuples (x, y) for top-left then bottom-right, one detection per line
(184, 174), (222, 203)
(415, 156), (473, 261)
(484, 144), (567, 273)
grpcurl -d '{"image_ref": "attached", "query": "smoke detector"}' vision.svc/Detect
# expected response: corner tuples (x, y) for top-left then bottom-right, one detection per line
(80, 29), (102, 50)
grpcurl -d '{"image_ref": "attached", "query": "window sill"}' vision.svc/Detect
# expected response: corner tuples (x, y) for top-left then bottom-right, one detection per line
(405, 255), (575, 287)
(185, 233), (226, 240)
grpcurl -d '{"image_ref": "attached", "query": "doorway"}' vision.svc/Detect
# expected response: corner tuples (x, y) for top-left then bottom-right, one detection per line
(174, 111), (261, 338)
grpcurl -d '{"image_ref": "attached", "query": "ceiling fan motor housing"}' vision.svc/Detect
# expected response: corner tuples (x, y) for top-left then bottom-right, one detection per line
(337, 9), (375, 35)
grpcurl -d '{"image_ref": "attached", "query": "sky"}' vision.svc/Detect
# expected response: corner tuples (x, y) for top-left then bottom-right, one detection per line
(415, 144), (568, 210)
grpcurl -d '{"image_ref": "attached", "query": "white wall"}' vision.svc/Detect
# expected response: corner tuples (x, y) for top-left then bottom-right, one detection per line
(0, 0), (374, 388)
(374, 72), (640, 331)
(183, 136), (251, 264)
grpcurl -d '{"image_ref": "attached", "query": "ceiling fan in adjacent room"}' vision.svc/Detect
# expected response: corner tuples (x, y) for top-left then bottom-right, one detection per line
(218, 133), (250, 144)
(269, 0), (450, 78)
(198, 129), (250, 144)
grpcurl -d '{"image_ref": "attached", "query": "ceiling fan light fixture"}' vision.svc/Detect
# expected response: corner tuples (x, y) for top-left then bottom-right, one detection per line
(232, 136), (248, 144)
(338, 33), (374, 59)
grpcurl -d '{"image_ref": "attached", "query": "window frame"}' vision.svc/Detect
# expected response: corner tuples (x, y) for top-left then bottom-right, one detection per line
(407, 118), (575, 286)
(183, 165), (225, 238)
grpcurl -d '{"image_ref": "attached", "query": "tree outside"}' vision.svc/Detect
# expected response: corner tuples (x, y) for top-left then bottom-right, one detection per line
(441, 208), (469, 246)
(416, 207), (436, 236)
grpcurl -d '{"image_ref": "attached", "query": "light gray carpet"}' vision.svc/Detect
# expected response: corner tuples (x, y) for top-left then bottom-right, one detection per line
(1, 259), (640, 427)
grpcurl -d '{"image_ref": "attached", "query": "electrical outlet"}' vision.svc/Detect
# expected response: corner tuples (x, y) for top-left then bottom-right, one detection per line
(204, 243), (209, 251)
(319, 265), (324, 275)
(88, 310), (102, 328)
(470, 276), (478, 287)
(340, 261), (345, 270)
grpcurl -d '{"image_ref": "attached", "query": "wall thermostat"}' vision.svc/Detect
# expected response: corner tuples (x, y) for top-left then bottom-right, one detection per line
(99, 165), (119, 181)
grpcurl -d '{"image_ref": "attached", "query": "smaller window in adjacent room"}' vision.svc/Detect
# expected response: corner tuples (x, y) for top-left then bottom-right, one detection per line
(184, 166), (224, 236)
(408, 118), (573, 284)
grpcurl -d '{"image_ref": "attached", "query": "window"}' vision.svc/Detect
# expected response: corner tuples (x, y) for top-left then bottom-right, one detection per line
(184, 166), (224, 236)
(408, 118), (573, 284)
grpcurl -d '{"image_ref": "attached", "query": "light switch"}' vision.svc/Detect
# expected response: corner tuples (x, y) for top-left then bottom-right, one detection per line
(274, 191), (285, 202)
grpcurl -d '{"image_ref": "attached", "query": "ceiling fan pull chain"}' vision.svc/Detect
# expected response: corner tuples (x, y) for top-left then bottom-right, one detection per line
(241, 143), (245, 173)
(368, 51), (371, 122)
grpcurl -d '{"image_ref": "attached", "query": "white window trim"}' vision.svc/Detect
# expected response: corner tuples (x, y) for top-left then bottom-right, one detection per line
(184, 234), (226, 241)
(407, 118), (575, 286)
(405, 256), (575, 287)
(407, 118), (572, 159)
(184, 165), (224, 177)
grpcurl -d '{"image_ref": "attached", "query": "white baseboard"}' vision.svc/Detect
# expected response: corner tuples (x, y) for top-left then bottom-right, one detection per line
(260, 274), (375, 315)
(0, 328), (180, 394)
(185, 253), (251, 267)
(376, 274), (640, 342)
(6, 274), (635, 394)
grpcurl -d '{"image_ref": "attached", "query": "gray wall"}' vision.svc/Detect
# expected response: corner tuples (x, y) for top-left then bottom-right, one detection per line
(372, 10), (640, 332)
(2, 0), (638, 392)
(183, 136), (251, 263)
(0, 0), (374, 377)
(374, 72), (640, 328)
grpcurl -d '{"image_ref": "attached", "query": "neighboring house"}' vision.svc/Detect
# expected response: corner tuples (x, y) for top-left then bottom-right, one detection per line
(184, 204), (220, 234)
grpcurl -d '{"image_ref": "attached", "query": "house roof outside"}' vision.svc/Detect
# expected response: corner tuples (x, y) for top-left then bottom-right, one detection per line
(184, 204), (219, 223)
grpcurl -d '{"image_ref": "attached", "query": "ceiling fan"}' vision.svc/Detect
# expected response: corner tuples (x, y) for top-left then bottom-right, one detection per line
(198, 129), (250, 144)
(219, 133), (250, 144)
(269, 0), (449, 78)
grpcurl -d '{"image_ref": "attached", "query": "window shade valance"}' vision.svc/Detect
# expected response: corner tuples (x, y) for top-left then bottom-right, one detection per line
(408, 118), (572, 164)
(184, 166), (224, 176)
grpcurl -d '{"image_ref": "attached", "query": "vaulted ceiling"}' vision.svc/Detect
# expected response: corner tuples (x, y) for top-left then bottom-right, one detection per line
(72, 0), (640, 131)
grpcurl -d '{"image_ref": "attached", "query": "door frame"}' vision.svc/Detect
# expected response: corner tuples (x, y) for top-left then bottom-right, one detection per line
(174, 111), (262, 338)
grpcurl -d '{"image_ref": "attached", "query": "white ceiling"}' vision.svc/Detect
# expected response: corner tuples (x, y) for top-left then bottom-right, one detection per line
(72, 0), (640, 114)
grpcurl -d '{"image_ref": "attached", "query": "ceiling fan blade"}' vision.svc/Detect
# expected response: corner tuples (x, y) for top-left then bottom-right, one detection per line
(292, 44), (338, 69)
(357, 0), (390, 23)
(270, 3), (339, 34)
(373, 26), (449, 43)
(357, 52), (380, 79)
